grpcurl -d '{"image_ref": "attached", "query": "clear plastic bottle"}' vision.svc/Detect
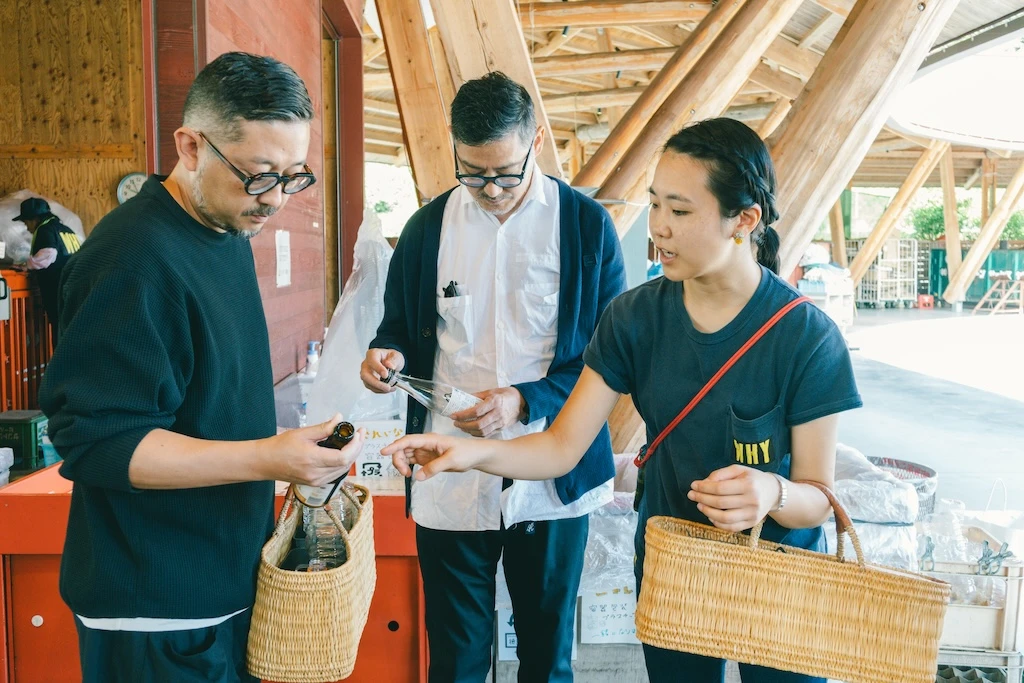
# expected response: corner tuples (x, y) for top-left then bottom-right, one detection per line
(304, 491), (349, 568)
(384, 369), (481, 418)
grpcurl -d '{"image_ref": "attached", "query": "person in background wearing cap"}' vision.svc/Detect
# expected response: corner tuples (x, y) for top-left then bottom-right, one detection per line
(13, 197), (82, 344)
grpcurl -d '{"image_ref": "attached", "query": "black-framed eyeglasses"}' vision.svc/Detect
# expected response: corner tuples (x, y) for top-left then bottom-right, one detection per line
(198, 132), (317, 196)
(454, 145), (532, 189)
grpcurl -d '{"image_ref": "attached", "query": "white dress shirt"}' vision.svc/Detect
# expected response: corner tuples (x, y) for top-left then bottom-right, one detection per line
(411, 167), (613, 531)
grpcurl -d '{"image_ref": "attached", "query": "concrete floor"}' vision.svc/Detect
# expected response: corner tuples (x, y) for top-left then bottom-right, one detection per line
(841, 307), (1024, 510)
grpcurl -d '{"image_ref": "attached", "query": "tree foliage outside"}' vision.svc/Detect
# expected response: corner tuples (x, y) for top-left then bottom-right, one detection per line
(909, 197), (1024, 241)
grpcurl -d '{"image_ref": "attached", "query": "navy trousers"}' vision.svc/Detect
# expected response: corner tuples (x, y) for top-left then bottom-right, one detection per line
(417, 514), (588, 683)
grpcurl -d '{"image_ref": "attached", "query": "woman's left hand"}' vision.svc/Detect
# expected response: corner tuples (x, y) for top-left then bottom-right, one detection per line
(688, 464), (780, 532)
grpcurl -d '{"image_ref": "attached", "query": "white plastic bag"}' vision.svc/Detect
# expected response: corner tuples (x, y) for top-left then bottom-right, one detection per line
(307, 210), (402, 424)
(0, 190), (87, 262)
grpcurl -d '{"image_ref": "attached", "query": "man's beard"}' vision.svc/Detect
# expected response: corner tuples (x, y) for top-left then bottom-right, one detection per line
(193, 166), (275, 239)
(474, 191), (514, 217)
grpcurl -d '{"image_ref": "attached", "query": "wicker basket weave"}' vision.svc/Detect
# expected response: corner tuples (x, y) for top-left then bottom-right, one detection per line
(635, 482), (950, 683)
(247, 484), (376, 682)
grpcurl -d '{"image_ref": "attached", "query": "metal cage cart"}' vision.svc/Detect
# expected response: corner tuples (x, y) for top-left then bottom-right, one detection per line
(847, 238), (919, 308)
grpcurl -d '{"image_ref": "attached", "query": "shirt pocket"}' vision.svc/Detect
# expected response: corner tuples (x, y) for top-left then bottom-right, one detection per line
(436, 295), (475, 371)
(515, 282), (559, 342)
(726, 404), (784, 473)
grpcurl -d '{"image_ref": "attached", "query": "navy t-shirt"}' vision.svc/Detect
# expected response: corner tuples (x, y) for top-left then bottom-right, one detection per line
(584, 268), (862, 572)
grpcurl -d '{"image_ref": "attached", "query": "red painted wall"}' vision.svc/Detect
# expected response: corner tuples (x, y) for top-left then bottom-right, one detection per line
(205, 1), (327, 382)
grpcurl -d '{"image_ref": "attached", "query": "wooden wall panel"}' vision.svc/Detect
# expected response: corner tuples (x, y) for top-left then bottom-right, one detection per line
(205, 0), (327, 382)
(0, 0), (146, 232)
(322, 38), (341, 315)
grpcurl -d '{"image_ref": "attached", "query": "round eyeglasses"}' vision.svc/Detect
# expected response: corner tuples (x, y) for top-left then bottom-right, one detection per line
(198, 132), (317, 196)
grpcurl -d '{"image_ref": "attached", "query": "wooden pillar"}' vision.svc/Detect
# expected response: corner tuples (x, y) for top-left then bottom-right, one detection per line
(849, 141), (948, 285)
(758, 98), (792, 140)
(595, 0), (804, 206)
(944, 159), (1024, 304)
(572, 0), (746, 190)
(769, 0), (961, 277)
(939, 146), (963, 282)
(981, 158), (992, 226)
(429, 0), (562, 177)
(596, 29), (624, 129)
(377, 0), (455, 202)
(609, 394), (646, 457)
(829, 200), (848, 268)
(427, 27), (457, 120)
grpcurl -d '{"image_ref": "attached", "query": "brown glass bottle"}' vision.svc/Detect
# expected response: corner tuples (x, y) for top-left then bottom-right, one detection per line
(317, 421), (356, 450)
(293, 421), (357, 507)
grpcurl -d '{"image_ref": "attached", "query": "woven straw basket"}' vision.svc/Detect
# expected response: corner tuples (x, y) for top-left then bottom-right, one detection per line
(247, 484), (376, 682)
(635, 482), (951, 683)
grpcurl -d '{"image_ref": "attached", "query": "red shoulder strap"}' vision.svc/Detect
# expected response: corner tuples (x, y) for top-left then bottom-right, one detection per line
(635, 296), (812, 468)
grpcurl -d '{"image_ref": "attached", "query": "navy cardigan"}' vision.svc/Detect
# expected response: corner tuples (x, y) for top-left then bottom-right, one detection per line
(371, 178), (627, 507)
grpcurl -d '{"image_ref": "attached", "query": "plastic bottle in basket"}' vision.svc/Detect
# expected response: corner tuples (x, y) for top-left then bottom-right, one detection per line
(383, 369), (481, 418)
(304, 504), (346, 569)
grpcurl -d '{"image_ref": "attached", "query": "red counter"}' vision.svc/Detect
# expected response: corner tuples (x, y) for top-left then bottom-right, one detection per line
(0, 467), (427, 683)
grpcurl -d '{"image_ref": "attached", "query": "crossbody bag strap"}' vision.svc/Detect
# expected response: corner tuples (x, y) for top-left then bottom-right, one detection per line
(634, 296), (812, 468)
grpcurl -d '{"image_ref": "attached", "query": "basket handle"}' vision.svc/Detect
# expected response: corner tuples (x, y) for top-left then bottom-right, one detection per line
(275, 483), (367, 545)
(749, 480), (865, 567)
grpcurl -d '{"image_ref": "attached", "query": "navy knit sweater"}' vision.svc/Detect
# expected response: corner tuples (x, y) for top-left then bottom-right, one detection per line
(39, 176), (277, 619)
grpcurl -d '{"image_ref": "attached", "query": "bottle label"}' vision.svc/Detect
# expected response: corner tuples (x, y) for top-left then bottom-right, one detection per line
(440, 388), (482, 417)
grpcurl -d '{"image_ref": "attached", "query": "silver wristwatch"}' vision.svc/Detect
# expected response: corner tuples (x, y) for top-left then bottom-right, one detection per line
(771, 473), (789, 512)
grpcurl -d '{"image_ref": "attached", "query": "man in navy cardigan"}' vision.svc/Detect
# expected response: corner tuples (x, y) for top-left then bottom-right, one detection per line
(362, 72), (625, 683)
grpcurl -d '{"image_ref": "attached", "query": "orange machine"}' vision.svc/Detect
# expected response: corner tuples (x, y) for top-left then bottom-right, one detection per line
(0, 467), (428, 683)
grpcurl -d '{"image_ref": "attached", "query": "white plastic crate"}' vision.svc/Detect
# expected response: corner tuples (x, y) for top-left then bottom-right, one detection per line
(924, 527), (1023, 653)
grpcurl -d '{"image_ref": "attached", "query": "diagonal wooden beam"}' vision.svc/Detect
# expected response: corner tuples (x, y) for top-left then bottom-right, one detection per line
(517, 1), (713, 30)
(596, 0), (804, 210)
(829, 200), (848, 267)
(848, 141), (949, 285)
(758, 97), (792, 138)
(769, 0), (962, 277)
(377, 0), (455, 201)
(964, 162), (983, 191)
(749, 62), (805, 100)
(799, 12), (841, 50)
(572, 0), (746, 191)
(364, 38), (387, 65)
(939, 147), (963, 281)
(429, 0), (563, 176)
(532, 28), (585, 58)
(944, 158), (1024, 303)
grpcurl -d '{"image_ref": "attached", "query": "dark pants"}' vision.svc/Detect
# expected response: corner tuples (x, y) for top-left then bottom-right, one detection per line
(643, 644), (827, 683)
(417, 515), (589, 683)
(75, 610), (257, 683)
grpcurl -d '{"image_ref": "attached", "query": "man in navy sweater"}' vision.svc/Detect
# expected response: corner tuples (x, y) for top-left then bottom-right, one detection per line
(361, 72), (626, 682)
(39, 53), (363, 682)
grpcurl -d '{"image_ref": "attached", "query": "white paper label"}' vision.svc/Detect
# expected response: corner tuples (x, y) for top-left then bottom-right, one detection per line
(354, 420), (406, 487)
(580, 586), (639, 645)
(439, 388), (481, 417)
(275, 230), (291, 288)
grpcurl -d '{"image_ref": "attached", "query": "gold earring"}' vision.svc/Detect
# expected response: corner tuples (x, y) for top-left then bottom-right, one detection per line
(734, 233), (744, 244)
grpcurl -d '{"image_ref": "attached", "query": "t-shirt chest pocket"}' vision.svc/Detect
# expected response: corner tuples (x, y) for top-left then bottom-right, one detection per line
(726, 404), (785, 473)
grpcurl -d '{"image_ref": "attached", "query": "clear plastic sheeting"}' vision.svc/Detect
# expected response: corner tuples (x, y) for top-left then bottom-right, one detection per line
(308, 210), (403, 424)
(825, 522), (918, 571)
(828, 444), (920, 570)
(0, 190), (87, 263)
(834, 444), (919, 524)
(580, 492), (639, 595)
(495, 491), (639, 610)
